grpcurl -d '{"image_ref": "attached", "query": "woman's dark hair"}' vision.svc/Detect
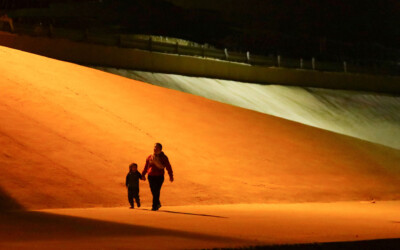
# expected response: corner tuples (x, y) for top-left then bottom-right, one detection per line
(129, 163), (138, 168)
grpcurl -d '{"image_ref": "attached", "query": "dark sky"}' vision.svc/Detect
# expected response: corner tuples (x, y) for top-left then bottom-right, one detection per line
(2, 0), (399, 59)
(3, 0), (399, 45)
(167, 0), (400, 48)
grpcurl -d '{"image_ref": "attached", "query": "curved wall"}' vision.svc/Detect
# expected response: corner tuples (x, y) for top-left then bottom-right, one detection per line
(1, 31), (399, 94)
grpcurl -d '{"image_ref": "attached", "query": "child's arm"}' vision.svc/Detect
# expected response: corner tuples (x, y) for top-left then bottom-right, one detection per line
(138, 172), (144, 181)
(125, 174), (129, 187)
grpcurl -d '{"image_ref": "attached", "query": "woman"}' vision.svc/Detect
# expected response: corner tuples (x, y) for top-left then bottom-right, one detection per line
(142, 143), (174, 211)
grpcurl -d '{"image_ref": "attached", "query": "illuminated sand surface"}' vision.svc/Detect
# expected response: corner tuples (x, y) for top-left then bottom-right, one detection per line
(96, 68), (400, 150)
(1, 46), (400, 248)
(1, 202), (399, 249)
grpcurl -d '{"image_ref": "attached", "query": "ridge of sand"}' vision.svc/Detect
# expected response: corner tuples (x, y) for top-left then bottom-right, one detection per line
(0, 45), (399, 210)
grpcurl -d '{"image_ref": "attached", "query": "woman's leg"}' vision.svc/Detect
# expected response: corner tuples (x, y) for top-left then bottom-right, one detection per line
(156, 176), (164, 208)
(149, 175), (164, 210)
(148, 176), (156, 209)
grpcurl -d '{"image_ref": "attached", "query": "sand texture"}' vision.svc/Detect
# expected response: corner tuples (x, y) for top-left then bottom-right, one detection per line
(1, 45), (400, 210)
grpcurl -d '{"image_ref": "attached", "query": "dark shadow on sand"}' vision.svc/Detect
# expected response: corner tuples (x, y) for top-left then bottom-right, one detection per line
(0, 210), (243, 244)
(213, 238), (400, 250)
(140, 208), (228, 218)
(0, 186), (237, 245)
(0, 186), (24, 211)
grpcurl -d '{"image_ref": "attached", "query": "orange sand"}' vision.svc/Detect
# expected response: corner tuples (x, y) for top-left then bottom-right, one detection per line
(1, 202), (399, 249)
(0, 45), (399, 248)
(1, 45), (399, 210)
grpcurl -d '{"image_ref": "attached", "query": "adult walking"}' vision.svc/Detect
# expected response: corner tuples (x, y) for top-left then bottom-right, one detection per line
(142, 143), (174, 211)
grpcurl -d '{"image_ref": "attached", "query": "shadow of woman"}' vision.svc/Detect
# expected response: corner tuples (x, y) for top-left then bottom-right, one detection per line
(140, 208), (228, 218)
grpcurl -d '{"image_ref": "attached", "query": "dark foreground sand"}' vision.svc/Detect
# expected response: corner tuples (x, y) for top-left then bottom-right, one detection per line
(1, 202), (399, 249)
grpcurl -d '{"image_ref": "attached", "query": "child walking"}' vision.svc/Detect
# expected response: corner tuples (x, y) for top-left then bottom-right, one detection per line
(125, 163), (143, 209)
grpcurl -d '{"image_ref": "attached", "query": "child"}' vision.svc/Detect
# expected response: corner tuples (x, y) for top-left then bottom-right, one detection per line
(125, 163), (143, 209)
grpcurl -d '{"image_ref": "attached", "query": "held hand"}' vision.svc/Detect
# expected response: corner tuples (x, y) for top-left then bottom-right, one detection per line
(170, 176), (174, 182)
(141, 176), (146, 181)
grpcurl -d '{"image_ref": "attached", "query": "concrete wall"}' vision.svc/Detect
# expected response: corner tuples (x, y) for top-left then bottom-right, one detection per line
(1, 31), (399, 94)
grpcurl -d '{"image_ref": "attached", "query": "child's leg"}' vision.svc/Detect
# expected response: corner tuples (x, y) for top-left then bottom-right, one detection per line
(134, 188), (140, 207)
(128, 188), (134, 207)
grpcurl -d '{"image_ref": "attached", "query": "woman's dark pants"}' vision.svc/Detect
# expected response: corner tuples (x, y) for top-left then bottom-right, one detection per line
(148, 175), (164, 210)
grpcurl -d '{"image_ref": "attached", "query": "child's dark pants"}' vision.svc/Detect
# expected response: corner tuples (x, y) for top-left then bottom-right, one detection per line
(148, 175), (164, 209)
(127, 187), (140, 207)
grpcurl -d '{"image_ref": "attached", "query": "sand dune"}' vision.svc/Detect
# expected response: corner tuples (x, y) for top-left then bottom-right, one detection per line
(1, 45), (400, 211)
(96, 68), (400, 150)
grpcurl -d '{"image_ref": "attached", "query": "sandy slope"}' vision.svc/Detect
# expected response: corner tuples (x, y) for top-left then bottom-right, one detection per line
(96, 68), (400, 150)
(1, 45), (400, 210)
